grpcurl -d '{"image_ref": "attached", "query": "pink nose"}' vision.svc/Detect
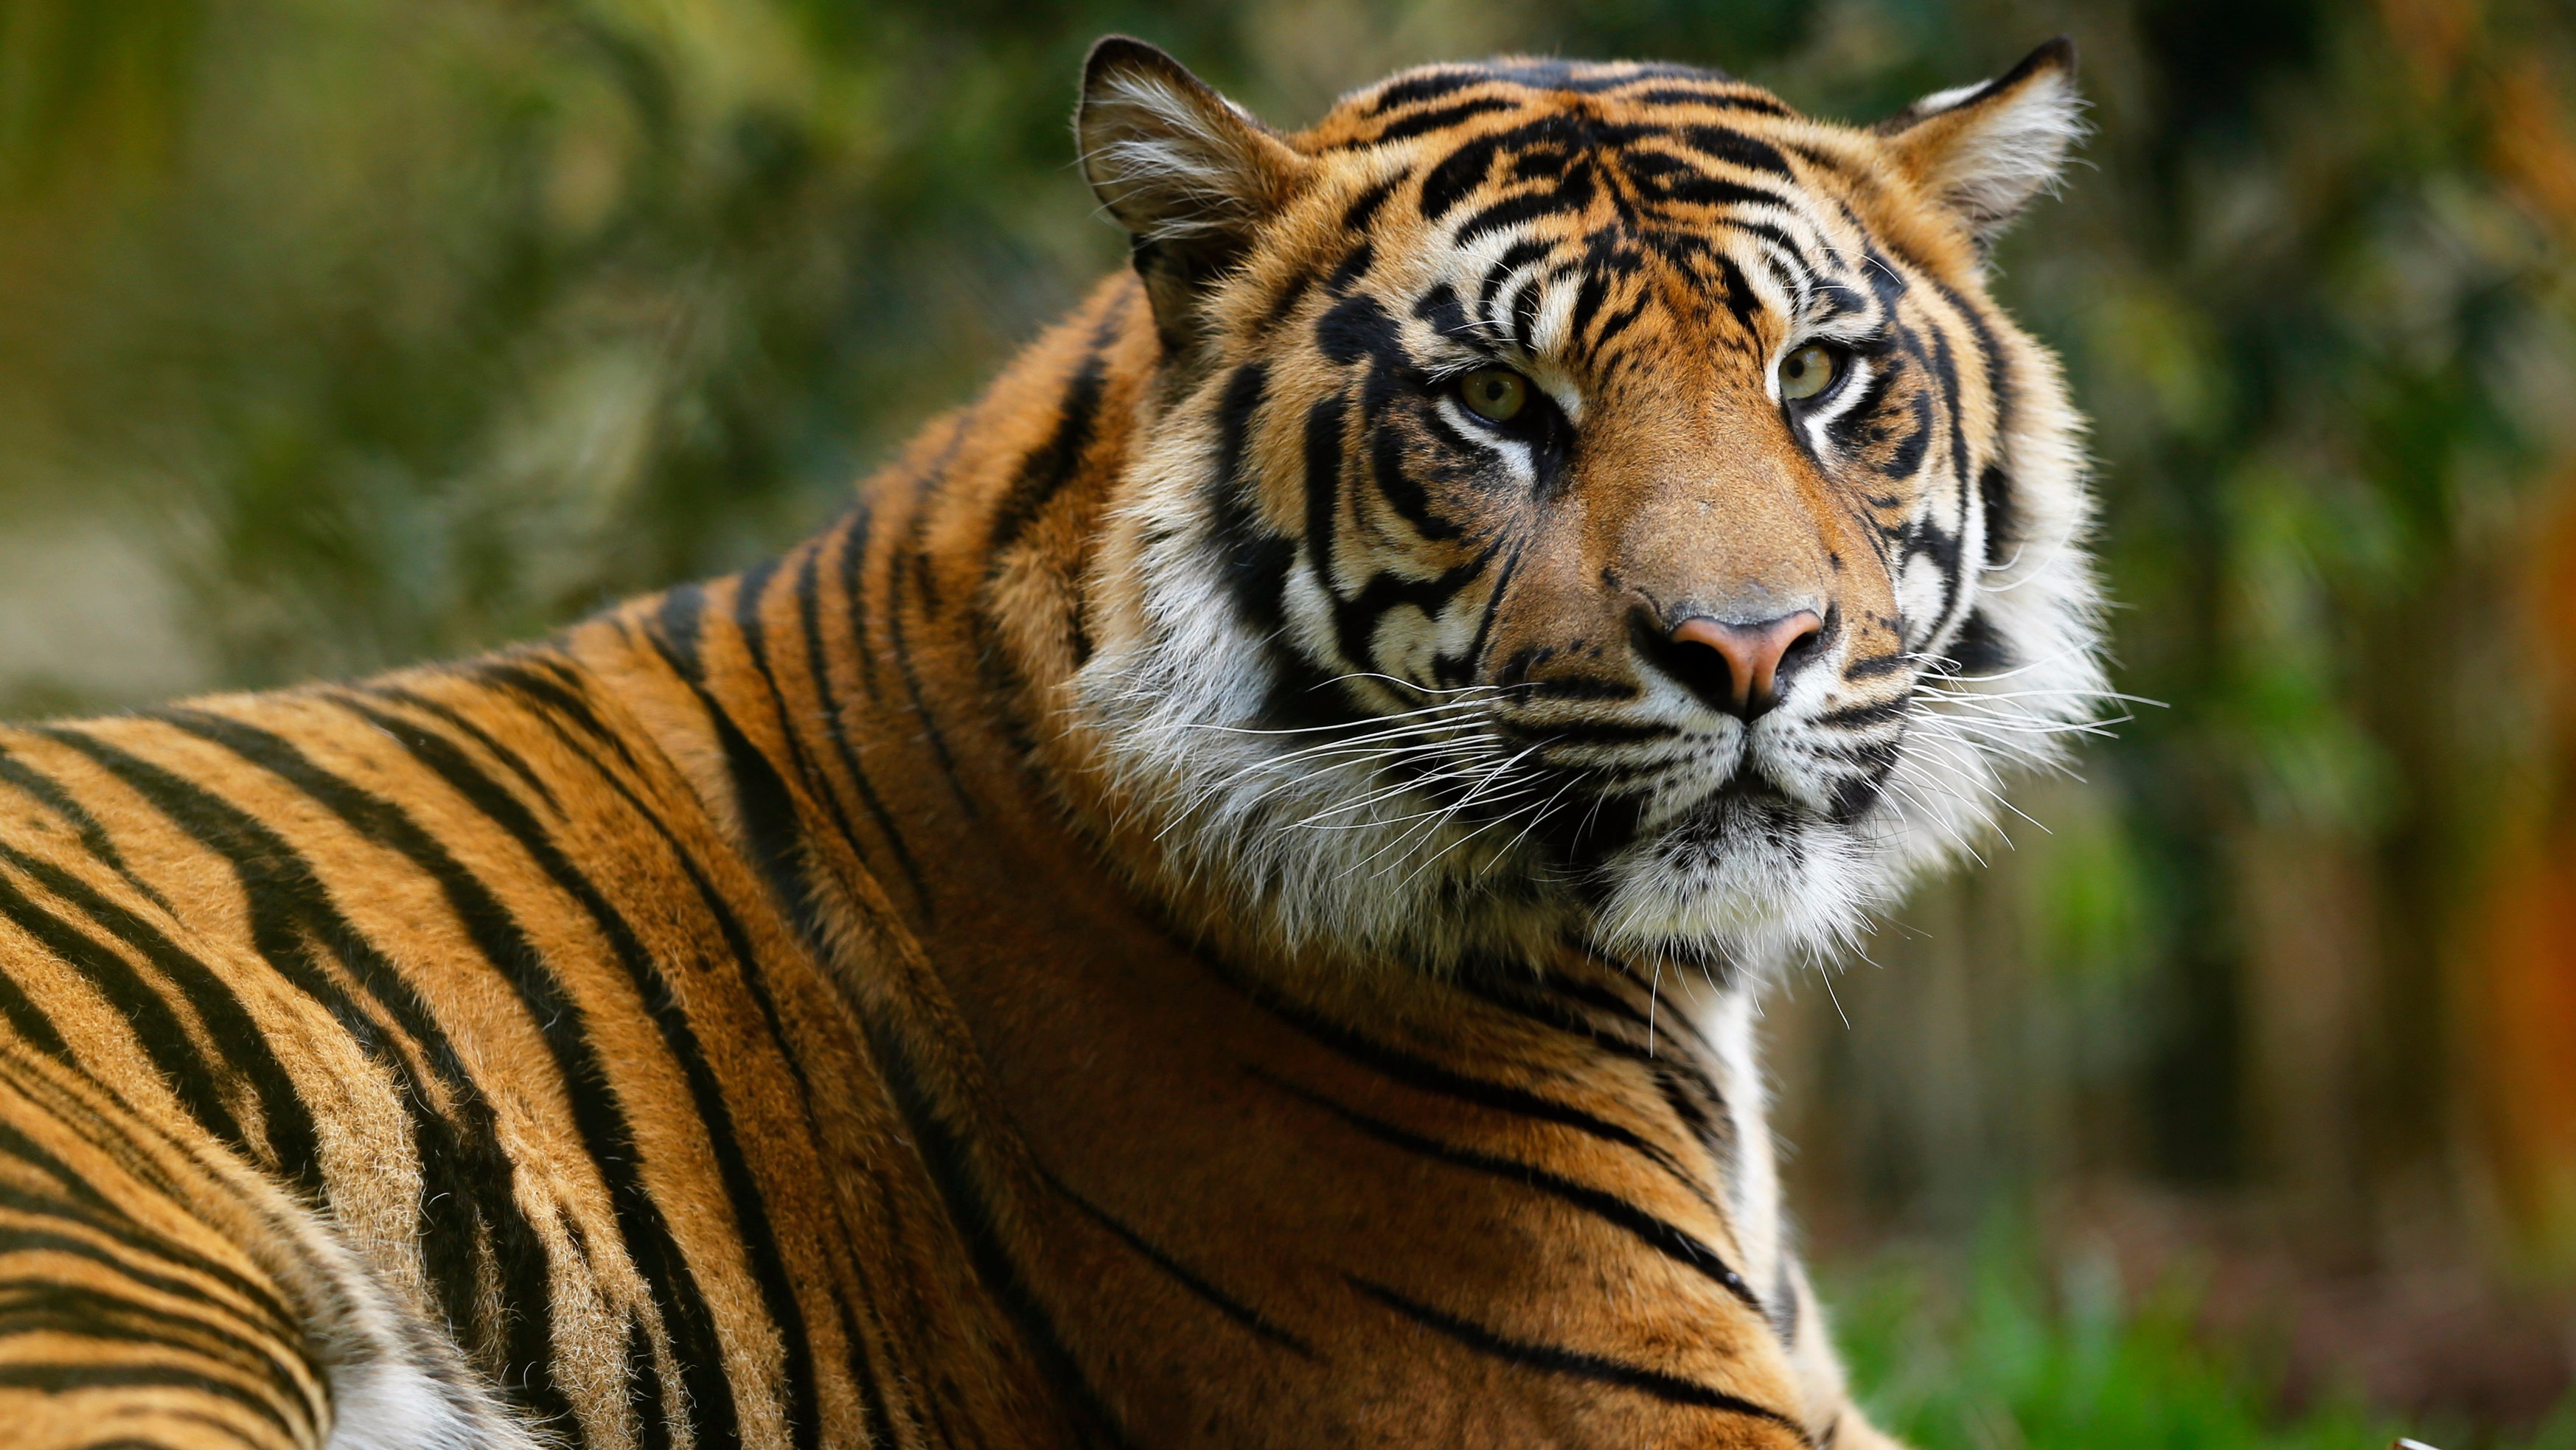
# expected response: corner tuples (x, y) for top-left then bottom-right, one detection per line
(1669, 611), (1824, 719)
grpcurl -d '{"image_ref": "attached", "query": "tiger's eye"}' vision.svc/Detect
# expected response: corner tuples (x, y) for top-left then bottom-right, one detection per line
(1778, 343), (1841, 402)
(1457, 368), (1530, 424)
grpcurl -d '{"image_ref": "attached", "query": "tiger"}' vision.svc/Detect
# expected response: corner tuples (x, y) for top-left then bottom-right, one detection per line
(0, 32), (2102, 1450)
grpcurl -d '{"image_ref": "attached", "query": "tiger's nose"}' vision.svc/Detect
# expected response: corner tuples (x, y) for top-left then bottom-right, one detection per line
(1663, 610), (1825, 720)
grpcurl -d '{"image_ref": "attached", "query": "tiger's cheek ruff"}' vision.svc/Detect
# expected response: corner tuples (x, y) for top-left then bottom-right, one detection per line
(1075, 349), (1584, 969)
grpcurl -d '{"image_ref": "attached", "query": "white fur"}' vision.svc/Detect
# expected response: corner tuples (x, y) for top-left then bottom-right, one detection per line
(1906, 63), (2088, 236)
(324, 1354), (547, 1450)
(1081, 70), (1277, 243)
(304, 1235), (551, 1450)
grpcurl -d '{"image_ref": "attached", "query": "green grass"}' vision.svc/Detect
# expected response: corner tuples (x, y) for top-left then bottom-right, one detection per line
(1829, 1243), (2576, 1450)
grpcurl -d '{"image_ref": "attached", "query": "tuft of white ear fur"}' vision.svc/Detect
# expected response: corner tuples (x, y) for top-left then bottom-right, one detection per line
(1077, 37), (1301, 246)
(1879, 38), (2085, 245)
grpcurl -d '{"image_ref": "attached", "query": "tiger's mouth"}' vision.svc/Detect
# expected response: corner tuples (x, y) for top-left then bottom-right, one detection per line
(1492, 701), (1857, 846)
(1649, 773), (1814, 860)
(1683, 771), (1803, 822)
(1484, 716), (1903, 966)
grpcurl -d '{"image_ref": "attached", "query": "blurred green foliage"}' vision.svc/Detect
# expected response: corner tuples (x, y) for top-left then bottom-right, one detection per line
(4, 0), (2574, 1417)
(1835, 1238), (2576, 1449)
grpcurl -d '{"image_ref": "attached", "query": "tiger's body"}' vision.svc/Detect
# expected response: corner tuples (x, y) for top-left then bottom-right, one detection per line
(0, 37), (2101, 1450)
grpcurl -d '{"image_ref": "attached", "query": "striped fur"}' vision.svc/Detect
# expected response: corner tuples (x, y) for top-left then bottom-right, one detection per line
(0, 37), (2102, 1450)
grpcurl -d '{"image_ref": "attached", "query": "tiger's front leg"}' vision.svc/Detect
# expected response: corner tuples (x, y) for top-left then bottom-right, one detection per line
(0, 1045), (542, 1450)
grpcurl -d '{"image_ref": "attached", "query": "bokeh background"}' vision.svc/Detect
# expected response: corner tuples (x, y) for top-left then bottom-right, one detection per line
(4, 0), (2574, 1443)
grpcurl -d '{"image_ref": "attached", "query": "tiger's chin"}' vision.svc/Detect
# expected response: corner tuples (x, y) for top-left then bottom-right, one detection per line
(1581, 786), (1896, 977)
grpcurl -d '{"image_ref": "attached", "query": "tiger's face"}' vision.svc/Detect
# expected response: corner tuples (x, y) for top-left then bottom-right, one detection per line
(1074, 41), (2103, 975)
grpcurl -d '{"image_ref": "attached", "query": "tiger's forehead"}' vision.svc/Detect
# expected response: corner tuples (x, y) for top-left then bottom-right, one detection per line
(1285, 60), (1893, 371)
(1296, 56), (1836, 187)
(1306, 57), (1797, 138)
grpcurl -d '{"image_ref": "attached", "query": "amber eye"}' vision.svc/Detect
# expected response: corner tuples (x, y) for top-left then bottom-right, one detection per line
(1778, 342), (1842, 402)
(1456, 367), (1531, 424)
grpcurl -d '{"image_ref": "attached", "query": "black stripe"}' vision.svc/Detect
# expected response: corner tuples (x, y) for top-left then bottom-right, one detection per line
(656, 582), (709, 677)
(0, 1364), (310, 1436)
(0, 745), (173, 915)
(1625, 88), (1791, 116)
(0, 966), (69, 1062)
(883, 548), (980, 820)
(641, 619), (824, 946)
(1566, 269), (1612, 354)
(1452, 187), (1583, 248)
(1712, 251), (1762, 335)
(1477, 239), (1550, 310)
(1873, 390), (1935, 479)
(1449, 969), (1739, 1182)
(726, 556), (866, 926)
(839, 499), (888, 706)
(1300, 392), (1350, 602)
(816, 1269), (902, 1450)
(1771, 1257), (1801, 1343)
(0, 837), (336, 1206)
(1207, 363), (1292, 638)
(1364, 411), (1459, 543)
(0, 855), (255, 1172)
(1418, 129), (1507, 220)
(1842, 652), (1905, 680)
(0, 1227), (292, 1343)
(1264, 1073), (1761, 1311)
(1586, 293), (1654, 364)
(1345, 1278), (1806, 1436)
(473, 658), (652, 778)
(1044, 1170), (1318, 1359)
(852, 1004), (1135, 1450)
(797, 526), (932, 913)
(1480, 962), (1724, 1060)
(1365, 94), (1517, 144)
(368, 683), (563, 815)
(1369, 69), (1485, 112)
(0, 1285), (316, 1410)
(1977, 464), (2018, 570)
(1811, 699), (1907, 729)
(986, 342), (1111, 576)
(624, 1316), (676, 1450)
(1451, 537), (1525, 689)
(1214, 966), (1713, 1207)
(1497, 717), (1675, 748)
(1679, 125), (1794, 178)
(1824, 363), (1903, 459)
(1342, 175), (1402, 231)
(0, 1112), (303, 1338)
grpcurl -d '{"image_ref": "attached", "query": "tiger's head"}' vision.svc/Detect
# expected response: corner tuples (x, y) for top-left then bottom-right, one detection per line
(1066, 38), (2104, 978)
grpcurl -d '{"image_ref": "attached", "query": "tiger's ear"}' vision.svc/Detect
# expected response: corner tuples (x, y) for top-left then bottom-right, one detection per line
(1876, 38), (2084, 249)
(1078, 37), (1307, 351)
